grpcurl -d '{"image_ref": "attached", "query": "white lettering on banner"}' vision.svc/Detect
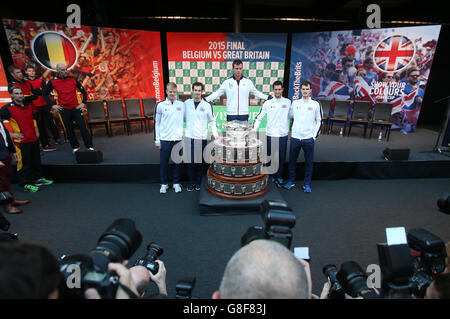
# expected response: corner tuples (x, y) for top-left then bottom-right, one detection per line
(182, 51), (213, 59)
(222, 51), (243, 59)
(293, 62), (302, 100)
(244, 51), (270, 59)
(226, 42), (246, 50)
(152, 61), (161, 101)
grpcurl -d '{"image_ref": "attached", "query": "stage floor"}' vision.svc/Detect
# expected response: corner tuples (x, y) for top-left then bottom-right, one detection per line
(41, 124), (450, 165)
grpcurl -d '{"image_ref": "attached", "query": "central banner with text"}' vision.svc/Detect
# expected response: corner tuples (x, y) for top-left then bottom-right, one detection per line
(167, 33), (287, 131)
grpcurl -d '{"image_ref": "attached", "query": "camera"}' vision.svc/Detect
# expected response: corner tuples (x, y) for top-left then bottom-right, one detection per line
(59, 218), (142, 299)
(241, 200), (296, 249)
(336, 261), (380, 298)
(378, 228), (447, 298)
(322, 264), (345, 299)
(175, 277), (196, 299)
(133, 242), (163, 275)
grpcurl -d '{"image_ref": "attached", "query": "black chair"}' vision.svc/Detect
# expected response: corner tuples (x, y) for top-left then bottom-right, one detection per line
(317, 98), (332, 134)
(86, 100), (109, 137)
(124, 98), (146, 134)
(106, 99), (128, 135)
(370, 102), (394, 141)
(348, 101), (371, 138)
(328, 99), (351, 135)
(142, 97), (156, 133)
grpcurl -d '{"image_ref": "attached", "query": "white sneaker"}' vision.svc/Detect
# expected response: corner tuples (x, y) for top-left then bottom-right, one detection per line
(173, 183), (182, 193)
(72, 147), (80, 154)
(88, 147), (95, 151)
(160, 184), (169, 194)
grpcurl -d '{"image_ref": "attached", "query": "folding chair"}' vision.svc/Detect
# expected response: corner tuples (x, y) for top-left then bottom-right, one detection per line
(348, 101), (371, 138)
(317, 98), (332, 134)
(142, 97), (157, 133)
(86, 100), (109, 137)
(370, 102), (394, 141)
(328, 99), (351, 135)
(106, 99), (128, 135)
(124, 98), (146, 134)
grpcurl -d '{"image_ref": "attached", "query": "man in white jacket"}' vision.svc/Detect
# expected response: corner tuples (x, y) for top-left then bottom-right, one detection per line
(154, 82), (185, 194)
(184, 82), (219, 191)
(283, 81), (322, 193)
(252, 81), (290, 187)
(205, 59), (272, 121)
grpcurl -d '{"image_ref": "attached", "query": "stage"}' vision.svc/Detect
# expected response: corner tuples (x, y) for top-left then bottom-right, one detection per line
(39, 123), (450, 182)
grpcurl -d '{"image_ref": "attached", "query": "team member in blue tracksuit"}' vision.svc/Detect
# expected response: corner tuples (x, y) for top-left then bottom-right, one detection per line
(283, 81), (322, 193)
(184, 82), (218, 191)
(154, 82), (185, 194)
(252, 81), (291, 187)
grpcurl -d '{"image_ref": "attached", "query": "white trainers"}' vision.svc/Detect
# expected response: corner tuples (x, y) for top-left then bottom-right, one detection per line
(72, 147), (80, 154)
(160, 184), (169, 194)
(88, 147), (95, 151)
(173, 183), (182, 193)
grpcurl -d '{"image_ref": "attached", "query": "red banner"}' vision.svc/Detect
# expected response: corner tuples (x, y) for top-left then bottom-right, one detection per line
(2, 19), (165, 101)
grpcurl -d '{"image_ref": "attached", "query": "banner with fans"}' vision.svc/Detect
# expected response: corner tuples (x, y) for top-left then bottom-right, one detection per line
(2, 19), (164, 101)
(289, 25), (441, 133)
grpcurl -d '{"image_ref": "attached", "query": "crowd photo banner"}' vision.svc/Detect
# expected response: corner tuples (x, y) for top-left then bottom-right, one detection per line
(167, 33), (287, 131)
(289, 25), (441, 133)
(2, 19), (165, 102)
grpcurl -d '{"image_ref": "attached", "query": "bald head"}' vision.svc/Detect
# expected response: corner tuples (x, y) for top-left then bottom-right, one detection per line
(129, 266), (150, 297)
(218, 240), (309, 299)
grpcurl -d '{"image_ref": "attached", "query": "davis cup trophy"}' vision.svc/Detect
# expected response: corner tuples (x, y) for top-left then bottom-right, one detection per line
(206, 121), (269, 200)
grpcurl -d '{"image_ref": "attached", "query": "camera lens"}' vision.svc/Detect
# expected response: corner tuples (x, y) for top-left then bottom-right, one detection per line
(338, 261), (379, 298)
(93, 218), (143, 263)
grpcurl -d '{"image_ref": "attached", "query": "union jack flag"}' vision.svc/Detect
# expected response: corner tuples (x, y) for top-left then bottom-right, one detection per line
(374, 35), (415, 72)
(354, 76), (376, 104)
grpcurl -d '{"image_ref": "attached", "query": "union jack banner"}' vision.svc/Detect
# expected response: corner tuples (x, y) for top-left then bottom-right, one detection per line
(374, 35), (415, 72)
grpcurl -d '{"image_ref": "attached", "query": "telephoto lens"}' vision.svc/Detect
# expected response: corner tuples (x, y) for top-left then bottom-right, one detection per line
(322, 264), (345, 299)
(337, 261), (380, 299)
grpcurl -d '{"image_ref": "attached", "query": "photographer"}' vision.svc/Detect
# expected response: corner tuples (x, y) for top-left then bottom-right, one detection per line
(129, 260), (167, 298)
(424, 273), (450, 299)
(0, 241), (60, 299)
(212, 240), (311, 299)
(84, 262), (139, 299)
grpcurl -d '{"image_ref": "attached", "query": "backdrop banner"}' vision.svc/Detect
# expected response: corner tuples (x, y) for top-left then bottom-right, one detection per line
(289, 25), (441, 133)
(167, 32), (287, 131)
(3, 19), (165, 102)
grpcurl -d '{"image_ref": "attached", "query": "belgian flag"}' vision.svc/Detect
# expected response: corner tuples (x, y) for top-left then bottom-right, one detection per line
(32, 31), (77, 70)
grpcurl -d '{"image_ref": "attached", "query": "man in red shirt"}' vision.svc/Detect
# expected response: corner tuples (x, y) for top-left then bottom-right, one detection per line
(0, 86), (53, 192)
(43, 64), (94, 154)
(25, 66), (62, 152)
(7, 65), (33, 98)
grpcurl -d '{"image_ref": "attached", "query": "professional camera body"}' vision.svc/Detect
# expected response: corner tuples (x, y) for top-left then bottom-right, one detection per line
(378, 228), (447, 298)
(133, 242), (163, 275)
(241, 200), (296, 249)
(59, 218), (142, 299)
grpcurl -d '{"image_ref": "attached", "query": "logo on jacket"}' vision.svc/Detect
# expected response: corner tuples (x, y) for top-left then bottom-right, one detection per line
(282, 105), (287, 109)
(176, 107), (182, 111)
